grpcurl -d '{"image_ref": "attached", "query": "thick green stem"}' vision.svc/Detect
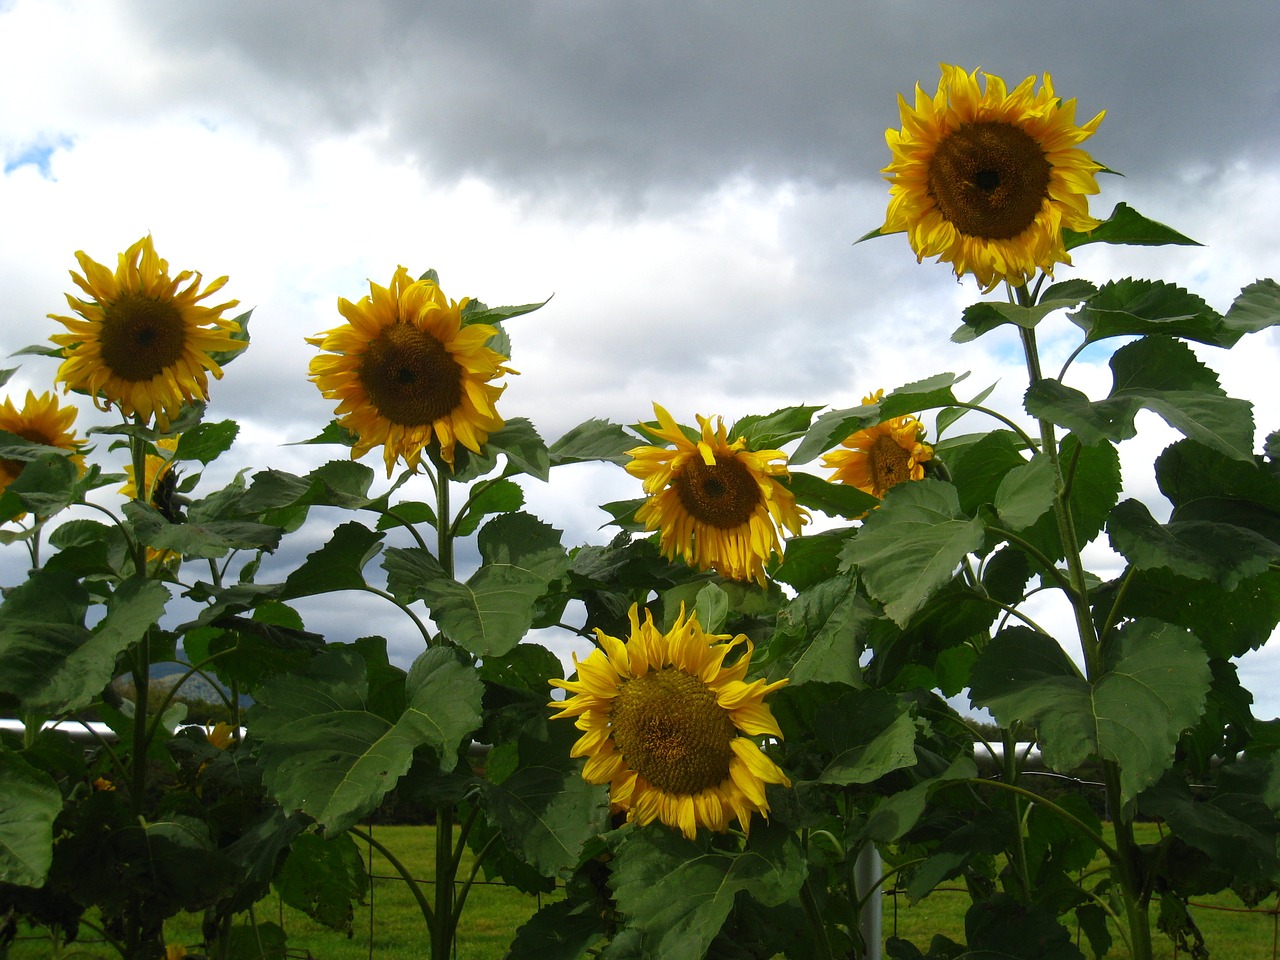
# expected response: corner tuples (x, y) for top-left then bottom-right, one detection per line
(432, 806), (456, 960)
(1014, 289), (1151, 959)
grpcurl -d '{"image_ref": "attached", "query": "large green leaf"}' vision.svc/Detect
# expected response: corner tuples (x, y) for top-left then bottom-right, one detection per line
(1155, 437), (1280, 513)
(1063, 201), (1199, 251)
(762, 576), (873, 685)
(124, 501), (283, 559)
(241, 460), (380, 512)
(962, 894), (1085, 960)
(0, 572), (169, 714)
(792, 373), (968, 464)
(0, 748), (61, 886)
(1025, 337), (1255, 462)
(550, 418), (642, 466)
(274, 831), (368, 933)
(0, 454), (86, 521)
(251, 645), (482, 834)
(948, 430), (1034, 517)
(1015, 435), (1121, 564)
(1140, 767), (1280, 884)
(174, 419), (240, 464)
(483, 725), (610, 877)
(280, 521), (384, 599)
(488, 417), (551, 481)
(1107, 498), (1280, 589)
(841, 479), (986, 627)
(729, 405), (822, 450)
(507, 899), (609, 960)
(953, 294), (1092, 344)
(454, 478), (525, 537)
(993, 452), (1056, 531)
(608, 823), (806, 960)
(785, 471), (880, 520)
(970, 621), (1211, 804)
(381, 545), (449, 605)
(1069, 278), (1227, 346)
(816, 689), (918, 785)
(1222, 278), (1280, 341)
(422, 513), (570, 656)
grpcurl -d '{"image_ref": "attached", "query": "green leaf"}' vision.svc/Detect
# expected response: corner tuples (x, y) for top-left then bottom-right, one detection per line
(0, 454), (83, 520)
(124, 501), (284, 559)
(488, 417), (551, 481)
(1063, 201), (1199, 250)
(1156, 437), (1280, 513)
(381, 545), (449, 605)
(549, 418), (636, 466)
(763, 576), (874, 685)
(174, 419), (239, 464)
(963, 894), (1085, 960)
(608, 823), (806, 960)
(785, 471), (880, 520)
(274, 831), (368, 933)
(953, 296), (1088, 344)
(1025, 337), (1256, 462)
(1016, 435), (1121, 564)
(455, 478), (525, 538)
(483, 725), (610, 877)
(1140, 767), (1280, 884)
(508, 899), (609, 960)
(206, 308), (253, 368)
(251, 645), (481, 834)
(0, 573), (169, 714)
(377, 499), (438, 531)
(970, 620), (1211, 805)
(0, 748), (61, 886)
(772, 529), (854, 592)
(1069, 278), (1228, 347)
(993, 452), (1056, 531)
(1222, 278), (1280, 342)
(792, 373), (969, 464)
(948, 430), (1031, 516)
(817, 689), (917, 785)
(729, 405), (822, 450)
(280, 521), (384, 599)
(241, 460), (379, 513)
(841, 479), (986, 627)
(460, 296), (550, 327)
(1107, 498), (1280, 589)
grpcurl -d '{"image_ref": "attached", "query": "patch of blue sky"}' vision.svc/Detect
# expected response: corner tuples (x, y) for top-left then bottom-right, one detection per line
(4, 135), (74, 179)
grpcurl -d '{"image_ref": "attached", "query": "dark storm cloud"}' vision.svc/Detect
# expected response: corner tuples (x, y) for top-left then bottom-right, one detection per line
(130, 0), (1279, 205)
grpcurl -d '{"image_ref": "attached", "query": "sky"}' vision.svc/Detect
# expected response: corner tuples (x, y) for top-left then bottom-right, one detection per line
(2, 0), (1280, 714)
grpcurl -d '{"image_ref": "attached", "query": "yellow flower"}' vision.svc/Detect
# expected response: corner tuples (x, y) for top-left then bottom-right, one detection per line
(308, 267), (515, 475)
(0, 390), (86, 499)
(881, 64), (1105, 291)
(625, 404), (807, 586)
(549, 604), (790, 840)
(92, 776), (115, 792)
(823, 390), (933, 498)
(49, 235), (245, 430)
(205, 721), (237, 751)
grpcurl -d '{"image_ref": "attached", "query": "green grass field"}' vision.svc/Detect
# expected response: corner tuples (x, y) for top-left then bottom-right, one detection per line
(8, 823), (1278, 958)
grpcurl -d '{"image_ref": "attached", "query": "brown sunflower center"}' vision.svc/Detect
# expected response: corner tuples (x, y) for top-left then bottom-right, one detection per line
(358, 322), (463, 426)
(869, 433), (914, 494)
(674, 455), (761, 529)
(99, 293), (188, 382)
(927, 121), (1051, 240)
(610, 667), (736, 795)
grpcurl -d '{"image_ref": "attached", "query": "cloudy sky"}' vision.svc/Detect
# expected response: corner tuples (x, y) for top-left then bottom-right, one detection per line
(3, 1), (1280, 713)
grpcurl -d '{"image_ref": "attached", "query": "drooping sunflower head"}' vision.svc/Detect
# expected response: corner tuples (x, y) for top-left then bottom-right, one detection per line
(121, 436), (185, 568)
(823, 389), (933, 499)
(549, 604), (790, 840)
(881, 64), (1105, 291)
(625, 404), (808, 586)
(307, 267), (515, 476)
(49, 235), (245, 430)
(0, 390), (87, 502)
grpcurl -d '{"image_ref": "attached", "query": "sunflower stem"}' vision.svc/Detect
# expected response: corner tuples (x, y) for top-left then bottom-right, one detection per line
(799, 875), (836, 960)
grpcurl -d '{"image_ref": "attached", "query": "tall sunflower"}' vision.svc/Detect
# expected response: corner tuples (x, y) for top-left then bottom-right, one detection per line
(823, 390), (933, 498)
(881, 64), (1105, 291)
(49, 235), (245, 430)
(549, 604), (790, 840)
(0, 390), (86, 498)
(308, 267), (515, 475)
(625, 404), (807, 586)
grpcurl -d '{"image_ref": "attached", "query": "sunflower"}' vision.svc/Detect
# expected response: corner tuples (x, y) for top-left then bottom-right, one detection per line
(823, 390), (933, 498)
(0, 390), (86, 500)
(625, 404), (807, 586)
(549, 604), (790, 839)
(49, 235), (245, 430)
(307, 267), (515, 475)
(881, 64), (1105, 291)
(121, 436), (184, 565)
